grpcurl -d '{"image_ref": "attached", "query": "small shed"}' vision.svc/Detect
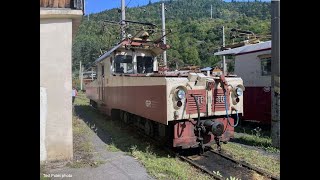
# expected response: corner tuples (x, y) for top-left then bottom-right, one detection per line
(200, 67), (212, 76)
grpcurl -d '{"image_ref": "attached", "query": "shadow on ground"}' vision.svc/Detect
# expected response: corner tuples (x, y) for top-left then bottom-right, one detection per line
(74, 104), (171, 158)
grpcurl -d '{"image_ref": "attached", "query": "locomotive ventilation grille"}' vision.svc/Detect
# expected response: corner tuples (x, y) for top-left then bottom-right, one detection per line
(212, 89), (230, 111)
(186, 90), (207, 114)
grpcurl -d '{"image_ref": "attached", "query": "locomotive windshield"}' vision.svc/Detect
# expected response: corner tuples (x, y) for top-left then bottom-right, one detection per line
(114, 55), (153, 74)
(114, 55), (133, 73)
(137, 56), (153, 73)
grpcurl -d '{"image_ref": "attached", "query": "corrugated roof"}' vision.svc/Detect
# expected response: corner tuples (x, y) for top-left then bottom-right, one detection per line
(214, 41), (271, 56)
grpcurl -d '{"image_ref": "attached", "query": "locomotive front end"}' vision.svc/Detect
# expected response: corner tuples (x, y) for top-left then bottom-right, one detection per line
(166, 72), (244, 151)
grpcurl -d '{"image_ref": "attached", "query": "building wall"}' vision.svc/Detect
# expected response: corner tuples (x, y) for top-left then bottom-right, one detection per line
(234, 50), (271, 87)
(234, 50), (272, 124)
(40, 18), (73, 161)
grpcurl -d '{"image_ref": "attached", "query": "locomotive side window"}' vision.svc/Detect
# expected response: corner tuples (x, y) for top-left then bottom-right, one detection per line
(93, 67), (97, 80)
(101, 65), (104, 77)
(137, 56), (153, 73)
(88, 66), (97, 80)
(114, 55), (133, 74)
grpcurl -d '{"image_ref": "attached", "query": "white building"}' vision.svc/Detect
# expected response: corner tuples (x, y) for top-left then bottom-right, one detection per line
(215, 41), (271, 124)
(40, 0), (83, 161)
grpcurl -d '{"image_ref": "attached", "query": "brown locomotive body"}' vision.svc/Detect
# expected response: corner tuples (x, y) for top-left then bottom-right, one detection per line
(86, 32), (245, 151)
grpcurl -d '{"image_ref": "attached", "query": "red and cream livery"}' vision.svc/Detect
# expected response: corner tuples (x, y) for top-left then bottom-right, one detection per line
(86, 32), (245, 152)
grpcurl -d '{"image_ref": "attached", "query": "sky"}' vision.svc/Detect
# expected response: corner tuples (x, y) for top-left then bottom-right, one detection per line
(85, 0), (271, 14)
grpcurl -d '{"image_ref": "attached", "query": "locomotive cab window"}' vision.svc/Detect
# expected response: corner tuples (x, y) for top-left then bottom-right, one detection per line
(114, 55), (133, 74)
(137, 56), (153, 73)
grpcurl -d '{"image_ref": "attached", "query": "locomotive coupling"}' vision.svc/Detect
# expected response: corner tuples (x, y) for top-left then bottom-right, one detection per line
(202, 120), (224, 137)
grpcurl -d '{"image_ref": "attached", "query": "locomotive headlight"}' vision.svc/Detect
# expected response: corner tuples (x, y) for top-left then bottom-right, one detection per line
(236, 88), (243, 96)
(231, 85), (245, 105)
(177, 89), (186, 100)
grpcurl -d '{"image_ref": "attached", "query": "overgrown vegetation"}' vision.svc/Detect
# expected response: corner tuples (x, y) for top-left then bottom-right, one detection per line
(234, 125), (280, 153)
(74, 93), (212, 179)
(217, 142), (280, 177)
(233, 133), (279, 153)
(73, 0), (271, 73)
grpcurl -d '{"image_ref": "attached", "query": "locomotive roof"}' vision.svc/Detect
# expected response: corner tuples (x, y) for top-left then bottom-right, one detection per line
(94, 43), (122, 64)
(94, 38), (169, 64)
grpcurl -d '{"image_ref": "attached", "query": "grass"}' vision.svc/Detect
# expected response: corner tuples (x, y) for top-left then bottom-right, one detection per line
(105, 143), (120, 152)
(222, 123), (280, 177)
(217, 142), (280, 177)
(234, 125), (280, 153)
(73, 92), (213, 180)
(67, 106), (96, 168)
(40, 164), (50, 180)
(73, 114), (95, 153)
(233, 133), (279, 153)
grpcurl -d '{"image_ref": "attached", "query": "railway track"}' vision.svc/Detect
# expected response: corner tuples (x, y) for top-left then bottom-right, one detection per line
(89, 105), (279, 180)
(176, 153), (225, 180)
(176, 148), (280, 180)
(209, 149), (279, 180)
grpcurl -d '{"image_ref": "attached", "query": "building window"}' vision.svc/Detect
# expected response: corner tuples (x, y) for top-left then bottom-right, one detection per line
(101, 65), (104, 76)
(259, 54), (271, 76)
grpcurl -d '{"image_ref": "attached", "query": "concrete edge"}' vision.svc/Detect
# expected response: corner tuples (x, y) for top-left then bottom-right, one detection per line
(40, 9), (83, 20)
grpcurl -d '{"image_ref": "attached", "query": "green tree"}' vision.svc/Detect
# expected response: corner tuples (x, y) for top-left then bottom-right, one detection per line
(72, 0), (271, 69)
(182, 47), (200, 66)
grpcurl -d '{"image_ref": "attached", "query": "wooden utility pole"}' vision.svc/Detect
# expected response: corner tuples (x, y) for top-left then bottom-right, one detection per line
(271, 0), (280, 148)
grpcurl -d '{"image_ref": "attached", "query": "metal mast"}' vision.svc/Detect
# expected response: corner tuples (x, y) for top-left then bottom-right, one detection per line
(222, 26), (226, 74)
(161, 2), (167, 67)
(121, 0), (126, 40)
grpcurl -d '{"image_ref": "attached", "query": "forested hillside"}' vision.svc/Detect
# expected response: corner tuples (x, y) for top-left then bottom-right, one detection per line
(72, 0), (271, 72)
